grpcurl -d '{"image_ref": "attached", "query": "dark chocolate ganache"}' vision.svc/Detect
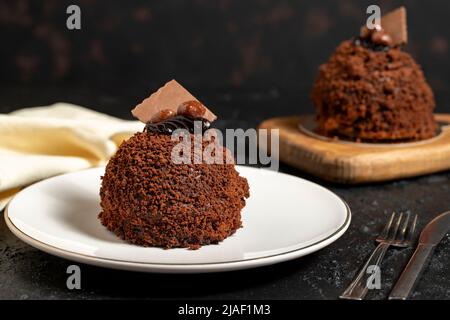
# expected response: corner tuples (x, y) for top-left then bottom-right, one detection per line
(145, 115), (211, 135)
(353, 37), (391, 52)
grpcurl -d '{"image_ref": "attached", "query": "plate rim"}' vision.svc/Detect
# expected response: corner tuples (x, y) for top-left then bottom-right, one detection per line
(4, 167), (352, 273)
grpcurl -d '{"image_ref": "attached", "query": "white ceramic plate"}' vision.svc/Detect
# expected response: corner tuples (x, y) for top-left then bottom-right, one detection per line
(5, 166), (351, 273)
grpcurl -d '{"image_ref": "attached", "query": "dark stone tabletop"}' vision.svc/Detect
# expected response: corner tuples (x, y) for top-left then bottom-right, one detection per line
(0, 85), (449, 300)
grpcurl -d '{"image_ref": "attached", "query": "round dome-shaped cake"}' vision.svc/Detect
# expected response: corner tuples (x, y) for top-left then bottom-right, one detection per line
(311, 40), (437, 142)
(99, 131), (250, 249)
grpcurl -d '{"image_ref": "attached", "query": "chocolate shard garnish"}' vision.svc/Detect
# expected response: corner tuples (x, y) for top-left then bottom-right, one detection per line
(131, 79), (217, 124)
(360, 6), (407, 46)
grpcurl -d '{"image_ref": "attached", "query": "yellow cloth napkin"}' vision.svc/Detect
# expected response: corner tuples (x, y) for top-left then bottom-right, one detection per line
(0, 103), (144, 210)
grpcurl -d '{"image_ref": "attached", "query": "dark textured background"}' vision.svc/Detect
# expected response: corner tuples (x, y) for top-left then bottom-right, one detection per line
(1, 0), (449, 300)
(1, 0), (450, 115)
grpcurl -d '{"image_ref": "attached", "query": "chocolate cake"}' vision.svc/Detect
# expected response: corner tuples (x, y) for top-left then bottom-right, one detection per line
(99, 80), (250, 249)
(312, 7), (437, 142)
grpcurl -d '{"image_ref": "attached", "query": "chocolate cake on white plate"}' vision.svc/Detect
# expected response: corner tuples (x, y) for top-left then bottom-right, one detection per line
(98, 80), (250, 249)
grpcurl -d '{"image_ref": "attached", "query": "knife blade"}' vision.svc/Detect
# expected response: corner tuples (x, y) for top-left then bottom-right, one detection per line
(389, 211), (450, 300)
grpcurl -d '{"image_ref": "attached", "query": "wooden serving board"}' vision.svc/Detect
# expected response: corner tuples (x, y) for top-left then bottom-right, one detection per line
(258, 114), (450, 184)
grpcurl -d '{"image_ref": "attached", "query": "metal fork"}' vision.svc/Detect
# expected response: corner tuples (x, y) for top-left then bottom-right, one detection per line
(340, 212), (418, 300)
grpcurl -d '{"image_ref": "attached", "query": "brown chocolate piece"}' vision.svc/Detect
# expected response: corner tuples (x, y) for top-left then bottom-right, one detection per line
(360, 25), (373, 39)
(150, 109), (176, 123)
(360, 6), (407, 46)
(371, 29), (393, 46)
(131, 80), (217, 124)
(177, 100), (206, 119)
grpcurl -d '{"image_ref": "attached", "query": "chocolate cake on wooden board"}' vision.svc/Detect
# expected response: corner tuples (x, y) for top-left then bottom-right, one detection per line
(99, 80), (249, 249)
(311, 7), (437, 142)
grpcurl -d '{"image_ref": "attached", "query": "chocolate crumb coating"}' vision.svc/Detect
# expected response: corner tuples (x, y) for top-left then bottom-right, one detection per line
(311, 40), (437, 142)
(99, 132), (250, 249)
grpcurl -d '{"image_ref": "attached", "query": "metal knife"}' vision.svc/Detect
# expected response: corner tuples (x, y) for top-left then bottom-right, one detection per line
(389, 211), (450, 300)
